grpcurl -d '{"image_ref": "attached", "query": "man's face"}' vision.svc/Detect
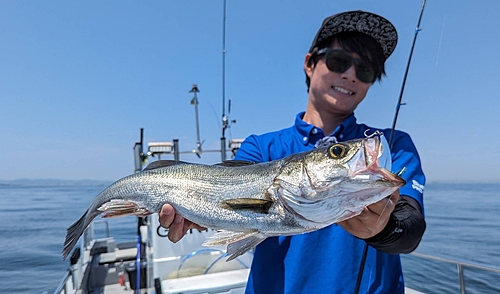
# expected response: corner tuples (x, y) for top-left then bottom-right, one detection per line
(305, 42), (372, 116)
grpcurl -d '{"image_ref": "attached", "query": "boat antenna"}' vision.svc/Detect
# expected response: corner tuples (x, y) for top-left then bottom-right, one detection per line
(220, 0), (228, 161)
(354, 1), (427, 293)
(388, 0), (427, 147)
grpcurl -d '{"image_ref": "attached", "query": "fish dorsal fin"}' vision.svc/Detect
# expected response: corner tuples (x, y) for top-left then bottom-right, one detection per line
(215, 160), (256, 167)
(221, 198), (273, 214)
(143, 160), (187, 171)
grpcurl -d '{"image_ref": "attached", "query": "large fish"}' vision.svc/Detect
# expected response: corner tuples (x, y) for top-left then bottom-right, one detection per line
(63, 135), (405, 261)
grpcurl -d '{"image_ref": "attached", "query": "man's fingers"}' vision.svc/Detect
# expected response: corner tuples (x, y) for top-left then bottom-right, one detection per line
(168, 216), (185, 243)
(159, 204), (175, 228)
(339, 214), (371, 239)
(187, 222), (207, 232)
(390, 190), (400, 203)
(366, 199), (390, 216)
(159, 204), (207, 243)
(174, 213), (183, 224)
(367, 191), (399, 216)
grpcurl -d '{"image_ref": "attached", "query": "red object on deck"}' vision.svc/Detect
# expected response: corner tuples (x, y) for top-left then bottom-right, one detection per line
(119, 271), (125, 286)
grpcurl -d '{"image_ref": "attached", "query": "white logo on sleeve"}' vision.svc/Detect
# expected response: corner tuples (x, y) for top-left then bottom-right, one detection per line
(412, 180), (424, 193)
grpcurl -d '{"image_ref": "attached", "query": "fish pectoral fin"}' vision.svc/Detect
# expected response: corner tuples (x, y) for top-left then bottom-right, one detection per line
(203, 230), (255, 246)
(143, 160), (187, 171)
(202, 230), (267, 261)
(220, 198), (273, 214)
(215, 160), (256, 167)
(226, 233), (267, 261)
(98, 199), (153, 218)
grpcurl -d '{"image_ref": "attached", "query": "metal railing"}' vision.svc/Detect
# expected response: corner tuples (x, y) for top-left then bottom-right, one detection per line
(52, 220), (111, 294)
(408, 252), (500, 294)
(54, 270), (71, 294)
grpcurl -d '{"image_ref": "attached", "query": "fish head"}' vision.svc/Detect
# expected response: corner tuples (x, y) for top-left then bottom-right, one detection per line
(304, 134), (404, 191)
(278, 135), (405, 227)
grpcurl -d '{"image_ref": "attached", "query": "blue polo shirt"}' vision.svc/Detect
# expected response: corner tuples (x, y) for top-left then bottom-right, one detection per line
(234, 112), (425, 294)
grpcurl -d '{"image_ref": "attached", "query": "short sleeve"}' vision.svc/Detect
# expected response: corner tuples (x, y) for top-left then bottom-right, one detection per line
(233, 135), (265, 163)
(389, 131), (426, 214)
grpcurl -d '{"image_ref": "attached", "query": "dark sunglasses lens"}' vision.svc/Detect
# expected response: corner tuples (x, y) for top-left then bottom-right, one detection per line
(325, 51), (351, 73)
(356, 63), (375, 83)
(325, 51), (375, 83)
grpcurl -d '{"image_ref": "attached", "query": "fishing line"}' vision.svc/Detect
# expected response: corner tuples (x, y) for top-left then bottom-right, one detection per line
(373, 196), (394, 226)
(435, 14), (446, 67)
(207, 100), (223, 130)
(354, 1), (427, 293)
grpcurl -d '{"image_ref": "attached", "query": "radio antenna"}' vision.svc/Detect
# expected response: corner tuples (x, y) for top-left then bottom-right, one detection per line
(220, 0), (229, 161)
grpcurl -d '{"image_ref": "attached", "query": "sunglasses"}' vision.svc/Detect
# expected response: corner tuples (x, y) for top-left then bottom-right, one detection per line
(316, 48), (376, 84)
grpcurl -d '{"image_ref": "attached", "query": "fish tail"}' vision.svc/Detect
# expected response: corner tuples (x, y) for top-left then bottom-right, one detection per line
(62, 209), (99, 260)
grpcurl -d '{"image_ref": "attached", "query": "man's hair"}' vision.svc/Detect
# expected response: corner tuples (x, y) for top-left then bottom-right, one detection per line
(305, 32), (386, 92)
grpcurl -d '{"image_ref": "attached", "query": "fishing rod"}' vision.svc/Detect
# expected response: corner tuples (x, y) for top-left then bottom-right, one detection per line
(354, 1), (427, 293)
(388, 0), (427, 147)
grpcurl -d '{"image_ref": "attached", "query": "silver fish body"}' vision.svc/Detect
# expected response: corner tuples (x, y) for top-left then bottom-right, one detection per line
(63, 135), (405, 260)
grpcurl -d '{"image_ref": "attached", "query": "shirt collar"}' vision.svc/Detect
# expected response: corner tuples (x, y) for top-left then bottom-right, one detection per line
(294, 111), (358, 145)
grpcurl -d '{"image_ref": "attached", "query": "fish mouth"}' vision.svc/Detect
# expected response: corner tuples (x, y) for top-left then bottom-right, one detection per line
(374, 167), (406, 186)
(351, 167), (405, 186)
(349, 135), (405, 187)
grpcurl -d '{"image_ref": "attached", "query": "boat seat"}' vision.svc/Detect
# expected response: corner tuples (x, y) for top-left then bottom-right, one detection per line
(162, 268), (249, 294)
(98, 247), (137, 264)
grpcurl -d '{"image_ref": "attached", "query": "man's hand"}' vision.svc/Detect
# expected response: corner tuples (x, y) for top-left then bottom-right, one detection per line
(159, 204), (207, 243)
(339, 190), (400, 239)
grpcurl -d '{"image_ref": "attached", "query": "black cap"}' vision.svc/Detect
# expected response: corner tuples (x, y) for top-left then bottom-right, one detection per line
(309, 10), (398, 59)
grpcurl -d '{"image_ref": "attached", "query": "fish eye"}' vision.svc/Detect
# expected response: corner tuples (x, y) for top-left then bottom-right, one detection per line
(329, 144), (346, 159)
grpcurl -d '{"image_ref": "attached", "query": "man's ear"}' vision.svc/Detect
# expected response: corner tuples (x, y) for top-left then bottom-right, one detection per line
(304, 53), (314, 78)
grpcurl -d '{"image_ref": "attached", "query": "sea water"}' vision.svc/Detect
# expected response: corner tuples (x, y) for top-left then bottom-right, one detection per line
(0, 181), (136, 293)
(401, 183), (500, 294)
(0, 181), (499, 293)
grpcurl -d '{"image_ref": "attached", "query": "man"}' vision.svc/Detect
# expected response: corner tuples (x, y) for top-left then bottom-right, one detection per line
(160, 10), (426, 293)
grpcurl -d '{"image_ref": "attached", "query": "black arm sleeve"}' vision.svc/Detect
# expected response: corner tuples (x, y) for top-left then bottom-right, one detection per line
(363, 195), (426, 254)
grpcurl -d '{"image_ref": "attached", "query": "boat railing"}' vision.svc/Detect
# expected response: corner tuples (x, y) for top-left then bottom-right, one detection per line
(94, 220), (110, 238)
(409, 252), (500, 294)
(83, 220), (110, 249)
(52, 220), (112, 294)
(52, 270), (72, 294)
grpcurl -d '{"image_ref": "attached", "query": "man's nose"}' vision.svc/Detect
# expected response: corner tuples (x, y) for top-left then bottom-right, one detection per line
(341, 64), (357, 82)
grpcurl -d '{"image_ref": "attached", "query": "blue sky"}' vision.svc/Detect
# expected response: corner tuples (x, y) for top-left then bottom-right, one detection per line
(1, 0), (499, 183)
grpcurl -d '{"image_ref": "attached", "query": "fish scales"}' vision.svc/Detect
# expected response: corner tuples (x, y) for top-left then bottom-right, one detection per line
(63, 136), (405, 261)
(127, 161), (296, 232)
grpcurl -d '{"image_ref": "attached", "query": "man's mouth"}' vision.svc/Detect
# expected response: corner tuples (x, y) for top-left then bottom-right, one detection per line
(332, 86), (354, 96)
